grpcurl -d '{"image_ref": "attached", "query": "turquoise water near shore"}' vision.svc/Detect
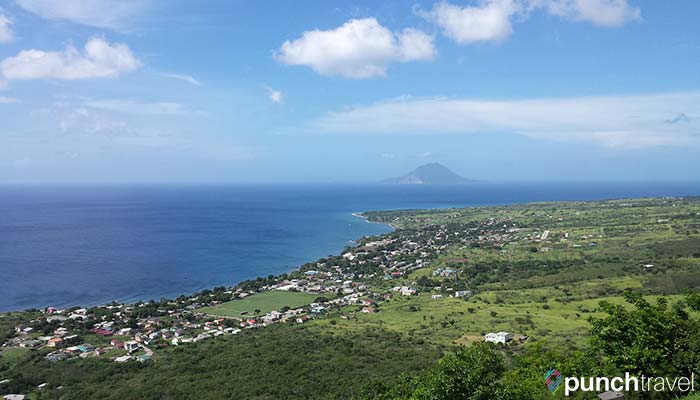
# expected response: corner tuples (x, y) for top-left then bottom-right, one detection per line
(2, 182), (700, 311)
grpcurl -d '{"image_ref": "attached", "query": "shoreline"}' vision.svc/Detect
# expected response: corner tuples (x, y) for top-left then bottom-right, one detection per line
(4, 193), (698, 314)
(352, 211), (398, 230)
(1, 211), (396, 314)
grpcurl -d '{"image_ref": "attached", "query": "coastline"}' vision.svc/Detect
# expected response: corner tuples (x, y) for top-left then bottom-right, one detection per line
(2, 210), (396, 314)
(5, 185), (700, 314)
(352, 211), (398, 230)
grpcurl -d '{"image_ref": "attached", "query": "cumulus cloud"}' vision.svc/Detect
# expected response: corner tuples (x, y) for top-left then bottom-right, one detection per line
(160, 73), (201, 86)
(15, 0), (147, 29)
(307, 92), (700, 148)
(0, 13), (14, 44)
(418, 0), (521, 44)
(418, 0), (640, 45)
(536, 0), (641, 27)
(0, 37), (141, 81)
(274, 18), (435, 79)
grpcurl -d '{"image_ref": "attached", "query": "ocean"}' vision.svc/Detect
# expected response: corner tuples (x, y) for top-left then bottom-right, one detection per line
(1, 182), (699, 312)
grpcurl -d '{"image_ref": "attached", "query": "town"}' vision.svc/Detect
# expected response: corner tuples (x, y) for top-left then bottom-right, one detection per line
(2, 208), (532, 371)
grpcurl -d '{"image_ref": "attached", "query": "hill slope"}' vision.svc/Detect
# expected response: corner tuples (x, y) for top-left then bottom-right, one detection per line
(383, 163), (472, 184)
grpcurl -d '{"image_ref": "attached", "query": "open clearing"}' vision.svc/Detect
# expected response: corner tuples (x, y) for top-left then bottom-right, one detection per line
(200, 290), (319, 317)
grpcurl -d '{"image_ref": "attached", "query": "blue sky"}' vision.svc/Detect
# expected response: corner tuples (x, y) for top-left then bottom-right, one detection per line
(0, 0), (698, 183)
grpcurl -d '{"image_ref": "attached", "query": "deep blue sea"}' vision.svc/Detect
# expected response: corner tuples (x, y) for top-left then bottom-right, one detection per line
(2, 182), (700, 312)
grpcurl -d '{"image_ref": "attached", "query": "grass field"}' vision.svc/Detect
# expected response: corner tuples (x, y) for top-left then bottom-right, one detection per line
(200, 291), (319, 317)
(0, 347), (31, 367)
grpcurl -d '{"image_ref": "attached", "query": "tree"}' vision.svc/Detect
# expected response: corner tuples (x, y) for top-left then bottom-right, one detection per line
(588, 289), (700, 377)
(411, 343), (507, 400)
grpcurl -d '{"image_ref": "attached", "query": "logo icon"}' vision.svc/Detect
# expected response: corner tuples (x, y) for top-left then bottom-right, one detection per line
(545, 369), (563, 394)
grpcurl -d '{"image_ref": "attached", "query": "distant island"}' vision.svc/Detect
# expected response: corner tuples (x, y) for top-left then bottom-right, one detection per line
(382, 162), (473, 184)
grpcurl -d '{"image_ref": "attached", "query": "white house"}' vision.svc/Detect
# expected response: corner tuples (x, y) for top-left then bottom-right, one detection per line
(455, 290), (472, 298)
(484, 332), (513, 345)
(431, 294), (443, 300)
(4, 395), (27, 400)
(124, 340), (139, 352)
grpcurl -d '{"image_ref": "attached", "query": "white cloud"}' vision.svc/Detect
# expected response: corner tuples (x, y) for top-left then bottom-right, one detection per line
(274, 18), (435, 79)
(29, 105), (131, 136)
(537, 0), (641, 27)
(0, 37), (141, 81)
(15, 0), (147, 29)
(418, 0), (640, 45)
(308, 92), (700, 148)
(0, 13), (14, 44)
(160, 73), (201, 86)
(263, 86), (283, 103)
(84, 99), (186, 115)
(0, 96), (20, 103)
(419, 0), (521, 44)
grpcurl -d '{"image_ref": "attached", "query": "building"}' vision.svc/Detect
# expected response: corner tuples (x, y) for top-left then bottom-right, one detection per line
(124, 341), (139, 352)
(4, 395), (27, 400)
(484, 332), (513, 345)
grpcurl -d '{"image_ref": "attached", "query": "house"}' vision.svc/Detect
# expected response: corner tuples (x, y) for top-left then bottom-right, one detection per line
(484, 332), (513, 345)
(110, 339), (124, 348)
(63, 335), (79, 344)
(47, 337), (64, 348)
(54, 327), (69, 337)
(124, 341), (139, 352)
(455, 290), (472, 298)
(3, 395), (27, 400)
(116, 328), (132, 336)
(45, 352), (69, 362)
(114, 355), (131, 363)
(194, 333), (211, 342)
(433, 268), (456, 277)
(432, 294), (443, 300)
(77, 344), (94, 353)
(310, 306), (327, 314)
(19, 340), (41, 349)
